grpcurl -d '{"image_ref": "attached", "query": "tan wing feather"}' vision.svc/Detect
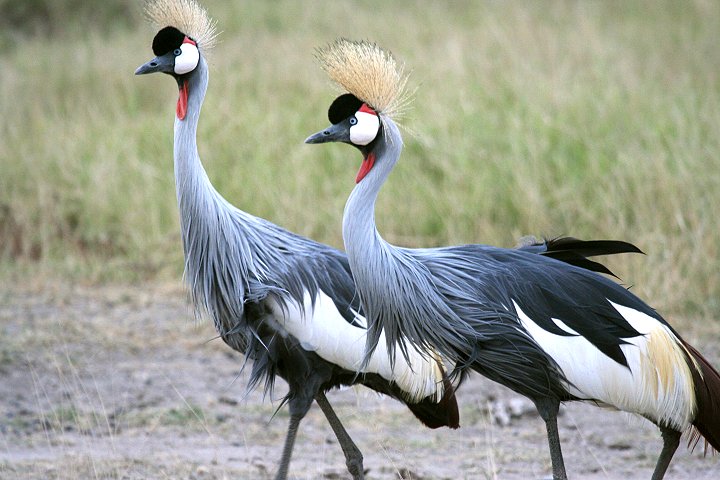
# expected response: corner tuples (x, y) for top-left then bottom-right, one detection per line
(145, 0), (219, 52)
(316, 39), (412, 119)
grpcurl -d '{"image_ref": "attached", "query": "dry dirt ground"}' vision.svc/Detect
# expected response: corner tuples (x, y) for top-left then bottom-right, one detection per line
(1, 282), (719, 479)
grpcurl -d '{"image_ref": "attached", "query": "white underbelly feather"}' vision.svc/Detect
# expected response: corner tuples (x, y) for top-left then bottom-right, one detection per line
(266, 290), (446, 402)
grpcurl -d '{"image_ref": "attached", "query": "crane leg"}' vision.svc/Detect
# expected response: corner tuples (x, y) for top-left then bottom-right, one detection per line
(274, 412), (302, 480)
(274, 397), (312, 480)
(535, 398), (568, 480)
(315, 391), (365, 480)
(650, 426), (680, 480)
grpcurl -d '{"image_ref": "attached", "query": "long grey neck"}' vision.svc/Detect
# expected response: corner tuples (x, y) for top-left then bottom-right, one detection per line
(171, 56), (247, 324)
(342, 116), (403, 271)
(172, 57), (246, 250)
(173, 57), (218, 220)
(343, 117), (438, 364)
(341, 117), (473, 365)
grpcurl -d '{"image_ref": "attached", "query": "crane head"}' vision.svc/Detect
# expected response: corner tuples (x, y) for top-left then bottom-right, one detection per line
(135, 25), (202, 120)
(134, 0), (219, 119)
(135, 26), (200, 77)
(306, 39), (411, 183)
(135, 0), (217, 77)
(306, 94), (381, 147)
(305, 93), (381, 183)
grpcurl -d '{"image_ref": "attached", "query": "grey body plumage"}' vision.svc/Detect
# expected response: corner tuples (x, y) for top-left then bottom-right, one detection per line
(135, 9), (459, 480)
(307, 39), (720, 480)
(341, 113), (716, 480)
(174, 64), (356, 353)
(174, 57), (350, 390)
(342, 118), (570, 395)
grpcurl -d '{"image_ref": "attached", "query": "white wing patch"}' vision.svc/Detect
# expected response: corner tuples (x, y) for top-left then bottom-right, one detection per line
(514, 300), (695, 431)
(266, 290), (446, 402)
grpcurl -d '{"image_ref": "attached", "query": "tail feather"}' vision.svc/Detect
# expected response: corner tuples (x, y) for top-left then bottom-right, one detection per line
(407, 363), (461, 429)
(543, 236), (644, 258)
(517, 236), (643, 278)
(440, 368), (461, 429)
(684, 341), (720, 452)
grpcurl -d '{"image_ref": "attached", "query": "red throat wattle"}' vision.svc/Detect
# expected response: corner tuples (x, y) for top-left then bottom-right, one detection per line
(356, 152), (376, 183)
(177, 79), (189, 120)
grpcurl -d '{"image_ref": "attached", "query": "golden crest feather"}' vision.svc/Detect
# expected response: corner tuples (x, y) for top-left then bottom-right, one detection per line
(145, 0), (219, 52)
(316, 39), (412, 119)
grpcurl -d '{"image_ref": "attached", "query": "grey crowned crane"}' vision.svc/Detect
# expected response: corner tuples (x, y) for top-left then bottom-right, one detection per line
(306, 39), (720, 480)
(134, 3), (460, 479)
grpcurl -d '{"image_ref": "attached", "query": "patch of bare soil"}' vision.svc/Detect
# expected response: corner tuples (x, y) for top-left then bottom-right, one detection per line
(0, 282), (718, 479)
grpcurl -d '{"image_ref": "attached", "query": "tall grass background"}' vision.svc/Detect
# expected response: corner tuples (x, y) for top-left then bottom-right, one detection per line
(1, 0), (719, 321)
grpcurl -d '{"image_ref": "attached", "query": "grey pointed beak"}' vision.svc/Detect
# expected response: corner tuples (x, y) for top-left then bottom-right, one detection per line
(135, 53), (175, 75)
(305, 122), (350, 144)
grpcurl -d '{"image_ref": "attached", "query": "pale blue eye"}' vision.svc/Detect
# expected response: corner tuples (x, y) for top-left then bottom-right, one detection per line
(349, 117), (358, 125)
(173, 48), (182, 56)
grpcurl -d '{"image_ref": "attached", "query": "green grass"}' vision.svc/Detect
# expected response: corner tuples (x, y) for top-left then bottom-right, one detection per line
(2, 0), (719, 320)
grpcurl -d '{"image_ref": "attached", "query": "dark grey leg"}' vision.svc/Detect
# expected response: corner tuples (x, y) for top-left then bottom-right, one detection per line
(535, 398), (568, 480)
(274, 412), (303, 480)
(651, 426), (681, 480)
(315, 391), (365, 479)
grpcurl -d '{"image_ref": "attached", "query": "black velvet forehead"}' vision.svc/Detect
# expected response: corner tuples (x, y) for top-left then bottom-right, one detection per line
(152, 26), (186, 56)
(328, 93), (364, 124)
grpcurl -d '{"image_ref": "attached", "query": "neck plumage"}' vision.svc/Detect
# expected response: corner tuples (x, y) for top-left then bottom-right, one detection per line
(172, 57), (250, 327)
(174, 57), (215, 222)
(342, 117), (402, 264)
(342, 118), (472, 368)
(342, 117), (410, 361)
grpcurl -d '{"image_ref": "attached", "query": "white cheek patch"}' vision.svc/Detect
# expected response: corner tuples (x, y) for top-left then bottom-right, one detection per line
(174, 43), (200, 75)
(350, 111), (380, 146)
